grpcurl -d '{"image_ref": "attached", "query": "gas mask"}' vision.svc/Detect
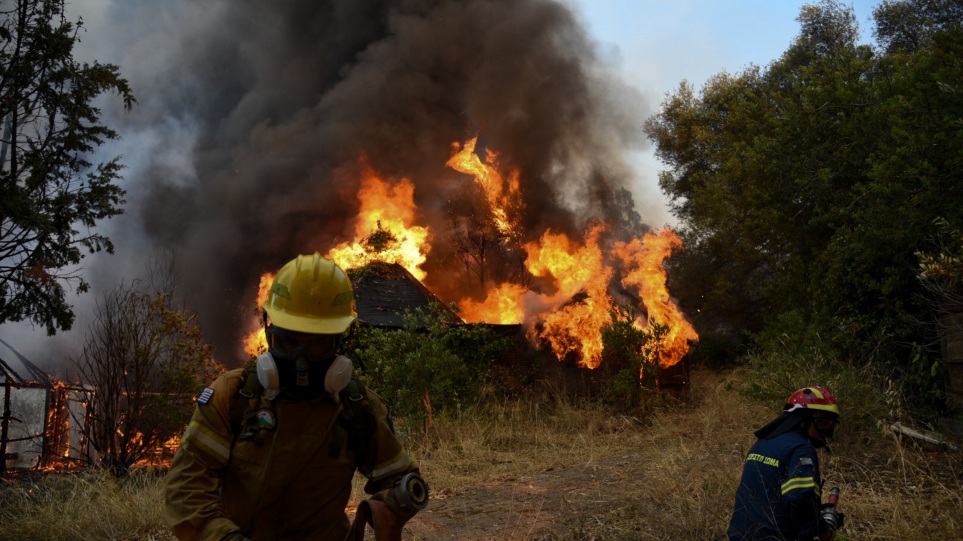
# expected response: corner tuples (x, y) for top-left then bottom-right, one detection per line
(256, 351), (353, 399)
(255, 326), (353, 399)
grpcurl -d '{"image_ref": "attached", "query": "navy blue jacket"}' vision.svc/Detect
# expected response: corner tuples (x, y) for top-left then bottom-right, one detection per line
(728, 430), (823, 540)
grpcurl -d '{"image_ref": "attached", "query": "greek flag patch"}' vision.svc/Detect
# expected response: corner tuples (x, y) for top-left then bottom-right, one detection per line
(800, 457), (813, 466)
(197, 387), (215, 405)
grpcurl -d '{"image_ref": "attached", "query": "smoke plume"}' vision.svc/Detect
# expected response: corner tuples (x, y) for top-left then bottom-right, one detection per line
(59, 0), (653, 364)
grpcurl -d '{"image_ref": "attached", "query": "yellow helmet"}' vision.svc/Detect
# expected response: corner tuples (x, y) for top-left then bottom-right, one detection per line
(263, 253), (357, 334)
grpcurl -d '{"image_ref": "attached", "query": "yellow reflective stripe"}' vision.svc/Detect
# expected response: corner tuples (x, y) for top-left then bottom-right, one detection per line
(781, 476), (817, 495)
(183, 420), (231, 465)
(372, 449), (413, 480)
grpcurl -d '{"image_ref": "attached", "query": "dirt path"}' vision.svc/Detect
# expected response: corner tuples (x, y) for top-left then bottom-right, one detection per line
(382, 452), (647, 540)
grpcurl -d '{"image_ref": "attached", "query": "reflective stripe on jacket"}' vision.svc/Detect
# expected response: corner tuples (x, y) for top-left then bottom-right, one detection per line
(727, 430), (822, 541)
(164, 367), (418, 541)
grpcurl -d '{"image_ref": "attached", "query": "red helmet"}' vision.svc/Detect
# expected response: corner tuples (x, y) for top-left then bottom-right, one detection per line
(785, 386), (839, 416)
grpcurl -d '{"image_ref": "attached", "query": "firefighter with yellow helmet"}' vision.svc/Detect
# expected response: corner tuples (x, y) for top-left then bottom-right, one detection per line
(165, 253), (427, 541)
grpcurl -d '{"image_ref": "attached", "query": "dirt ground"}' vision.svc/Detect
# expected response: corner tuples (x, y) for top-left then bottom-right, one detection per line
(402, 451), (649, 540)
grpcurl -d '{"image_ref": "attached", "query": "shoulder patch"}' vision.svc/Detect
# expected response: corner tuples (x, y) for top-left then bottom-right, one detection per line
(800, 457), (813, 466)
(197, 387), (215, 405)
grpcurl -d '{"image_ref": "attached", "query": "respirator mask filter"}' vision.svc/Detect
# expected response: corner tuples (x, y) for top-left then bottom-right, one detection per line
(256, 326), (353, 397)
(256, 352), (354, 396)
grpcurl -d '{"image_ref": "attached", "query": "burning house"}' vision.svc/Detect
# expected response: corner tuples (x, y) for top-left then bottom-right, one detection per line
(0, 339), (90, 476)
(233, 136), (699, 398)
(48, 1), (702, 400)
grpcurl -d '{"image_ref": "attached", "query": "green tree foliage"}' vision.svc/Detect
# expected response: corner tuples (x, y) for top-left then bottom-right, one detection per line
(348, 305), (512, 420)
(918, 217), (963, 292)
(0, 0), (134, 334)
(646, 0), (963, 370)
(72, 281), (218, 474)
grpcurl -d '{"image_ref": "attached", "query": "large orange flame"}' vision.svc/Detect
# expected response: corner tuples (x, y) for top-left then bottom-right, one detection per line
(446, 136), (521, 238)
(524, 224), (614, 368)
(239, 137), (697, 376)
(457, 282), (528, 324)
(243, 165), (432, 356)
(242, 272), (275, 357)
(328, 166), (430, 281)
(612, 229), (699, 368)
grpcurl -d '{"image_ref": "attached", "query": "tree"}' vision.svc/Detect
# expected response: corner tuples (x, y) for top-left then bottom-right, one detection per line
(0, 0), (134, 334)
(445, 183), (529, 296)
(646, 0), (963, 369)
(72, 278), (218, 474)
(873, 0), (963, 54)
(349, 304), (510, 421)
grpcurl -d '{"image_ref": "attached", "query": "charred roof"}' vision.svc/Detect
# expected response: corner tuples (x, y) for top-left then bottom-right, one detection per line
(349, 263), (462, 328)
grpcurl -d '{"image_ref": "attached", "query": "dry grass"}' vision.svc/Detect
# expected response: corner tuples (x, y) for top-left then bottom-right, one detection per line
(0, 468), (171, 541)
(1, 367), (961, 540)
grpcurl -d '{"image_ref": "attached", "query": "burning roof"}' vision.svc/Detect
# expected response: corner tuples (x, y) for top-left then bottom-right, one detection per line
(0, 338), (53, 388)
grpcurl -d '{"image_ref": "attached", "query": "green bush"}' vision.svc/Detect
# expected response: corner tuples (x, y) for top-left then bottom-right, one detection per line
(347, 304), (512, 420)
(598, 309), (666, 415)
(735, 335), (893, 439)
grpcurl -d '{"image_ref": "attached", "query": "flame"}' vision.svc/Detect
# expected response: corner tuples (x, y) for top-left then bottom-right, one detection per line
(243, 165), (431, 355)
(446, 136), (521, 238)
(243, 272), (275, 357)
(131, 433), (181, 468)
(613, 229), (699, 368)
(237, 137), (698, 377)
(327, 166), (430, 281)
(524, 225), (614, 368)
(458, 282), (527, 324)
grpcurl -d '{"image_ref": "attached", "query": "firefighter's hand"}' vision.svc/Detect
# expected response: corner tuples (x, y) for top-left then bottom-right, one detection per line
(220, 533), (252, 541)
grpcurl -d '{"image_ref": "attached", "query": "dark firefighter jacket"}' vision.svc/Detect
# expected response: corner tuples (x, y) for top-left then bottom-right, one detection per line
(728, 429), (823, 541)
(164, 367), (419, 541)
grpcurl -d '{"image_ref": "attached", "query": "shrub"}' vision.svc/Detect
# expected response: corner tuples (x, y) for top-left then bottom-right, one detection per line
(734, 336), (892, 439)
(347, 304), (513, 420)
(598, 309), (667, 415)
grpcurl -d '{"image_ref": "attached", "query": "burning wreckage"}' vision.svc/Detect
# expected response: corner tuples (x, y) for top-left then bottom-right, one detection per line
(0, 339), (90, 476)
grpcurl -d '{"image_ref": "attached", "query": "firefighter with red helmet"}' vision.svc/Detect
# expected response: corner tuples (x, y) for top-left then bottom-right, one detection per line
(728, 386), (847, 541)
(165, 253), (427, 541)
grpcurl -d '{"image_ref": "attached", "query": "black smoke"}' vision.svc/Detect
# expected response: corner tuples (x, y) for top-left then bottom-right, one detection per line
(85, 0), (650, 363)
